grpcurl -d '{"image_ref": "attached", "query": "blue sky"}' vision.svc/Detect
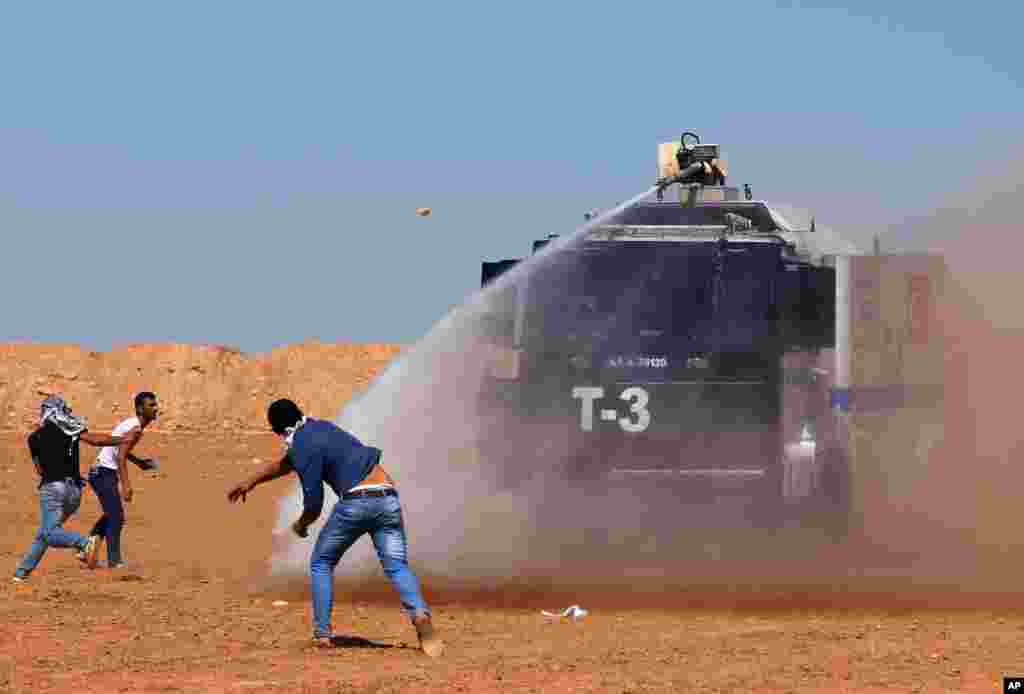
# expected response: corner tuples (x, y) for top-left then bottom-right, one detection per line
(2, 1), (1020, 351)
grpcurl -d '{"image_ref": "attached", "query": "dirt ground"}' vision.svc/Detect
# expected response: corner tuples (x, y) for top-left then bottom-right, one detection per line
(2, 432), (1024, 694)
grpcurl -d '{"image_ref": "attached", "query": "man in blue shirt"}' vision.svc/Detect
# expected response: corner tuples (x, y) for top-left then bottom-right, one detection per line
(227, 398), (443, 657)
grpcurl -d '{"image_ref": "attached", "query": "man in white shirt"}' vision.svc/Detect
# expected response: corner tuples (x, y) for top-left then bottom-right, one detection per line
(82, 391), (160, 569)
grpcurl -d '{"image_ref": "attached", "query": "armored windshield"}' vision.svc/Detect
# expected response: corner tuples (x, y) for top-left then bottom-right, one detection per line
(521, 239), (784, 362)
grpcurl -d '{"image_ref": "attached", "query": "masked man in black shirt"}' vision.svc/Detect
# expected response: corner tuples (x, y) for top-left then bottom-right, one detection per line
(12, 395), (126, 582)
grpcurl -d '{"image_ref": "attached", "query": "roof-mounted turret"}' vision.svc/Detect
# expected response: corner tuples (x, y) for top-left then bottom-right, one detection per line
(655, 132), (729, 197)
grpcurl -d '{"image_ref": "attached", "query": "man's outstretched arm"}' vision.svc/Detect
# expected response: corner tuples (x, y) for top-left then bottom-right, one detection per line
(80, 431), (124, 447)
(227, 454), (294, 503)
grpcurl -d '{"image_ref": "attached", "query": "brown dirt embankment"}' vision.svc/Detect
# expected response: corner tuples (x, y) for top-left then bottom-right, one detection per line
(0, 340), (403, 433)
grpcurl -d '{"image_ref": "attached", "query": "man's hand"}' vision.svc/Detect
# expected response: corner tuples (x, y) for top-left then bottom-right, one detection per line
(291, 519), (310, 538)
(134, 457), (160, 472)
(227, 482), (252, 504)
(226, 456), (293, 506)
(122, 481), (134, 503)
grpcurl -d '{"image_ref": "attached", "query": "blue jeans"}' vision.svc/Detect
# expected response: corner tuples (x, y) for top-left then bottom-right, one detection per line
(15, 479), (89, 577)
(310, 493), (430, 639)
(88, 467), (124, 566)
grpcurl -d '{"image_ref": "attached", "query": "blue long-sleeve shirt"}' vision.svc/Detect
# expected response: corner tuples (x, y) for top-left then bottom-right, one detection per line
(287, 419), (383, 519)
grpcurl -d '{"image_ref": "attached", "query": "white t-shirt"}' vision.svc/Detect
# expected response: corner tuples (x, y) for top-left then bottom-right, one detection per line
(94, 417), (141, 471)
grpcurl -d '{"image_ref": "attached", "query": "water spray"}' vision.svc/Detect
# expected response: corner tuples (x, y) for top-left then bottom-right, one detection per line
(267, 183), (661, 580)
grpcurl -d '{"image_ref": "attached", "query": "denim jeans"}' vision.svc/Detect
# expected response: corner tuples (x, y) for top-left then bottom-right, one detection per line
(310, 492), (430, 639)
(15, 479), (88, 577)
(88, 467), (124, 566)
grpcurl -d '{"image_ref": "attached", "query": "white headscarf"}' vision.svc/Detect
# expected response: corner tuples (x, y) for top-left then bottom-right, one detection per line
(39, 395), (87, 437)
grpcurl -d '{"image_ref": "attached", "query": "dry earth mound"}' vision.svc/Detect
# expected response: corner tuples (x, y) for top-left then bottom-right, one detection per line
(0, 340), (403, 433)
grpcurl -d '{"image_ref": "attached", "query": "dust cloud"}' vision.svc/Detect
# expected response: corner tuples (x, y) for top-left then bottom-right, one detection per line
(871, 145), (1024, 594)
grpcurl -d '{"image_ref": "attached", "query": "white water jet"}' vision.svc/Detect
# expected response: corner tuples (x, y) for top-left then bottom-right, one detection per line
(269, 185), (659, 580)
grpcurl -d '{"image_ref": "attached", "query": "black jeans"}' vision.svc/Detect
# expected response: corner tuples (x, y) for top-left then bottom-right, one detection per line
(88, 467), (124, 566)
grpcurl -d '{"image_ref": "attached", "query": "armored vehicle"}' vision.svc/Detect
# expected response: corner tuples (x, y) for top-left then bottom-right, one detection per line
(477, 132), (859, 527)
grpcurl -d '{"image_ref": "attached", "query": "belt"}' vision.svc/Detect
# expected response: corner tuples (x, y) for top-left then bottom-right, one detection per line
(342, 488), (397, 500)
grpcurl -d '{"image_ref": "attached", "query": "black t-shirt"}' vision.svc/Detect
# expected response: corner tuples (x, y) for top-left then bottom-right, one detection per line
(27, 420), (84, 485)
